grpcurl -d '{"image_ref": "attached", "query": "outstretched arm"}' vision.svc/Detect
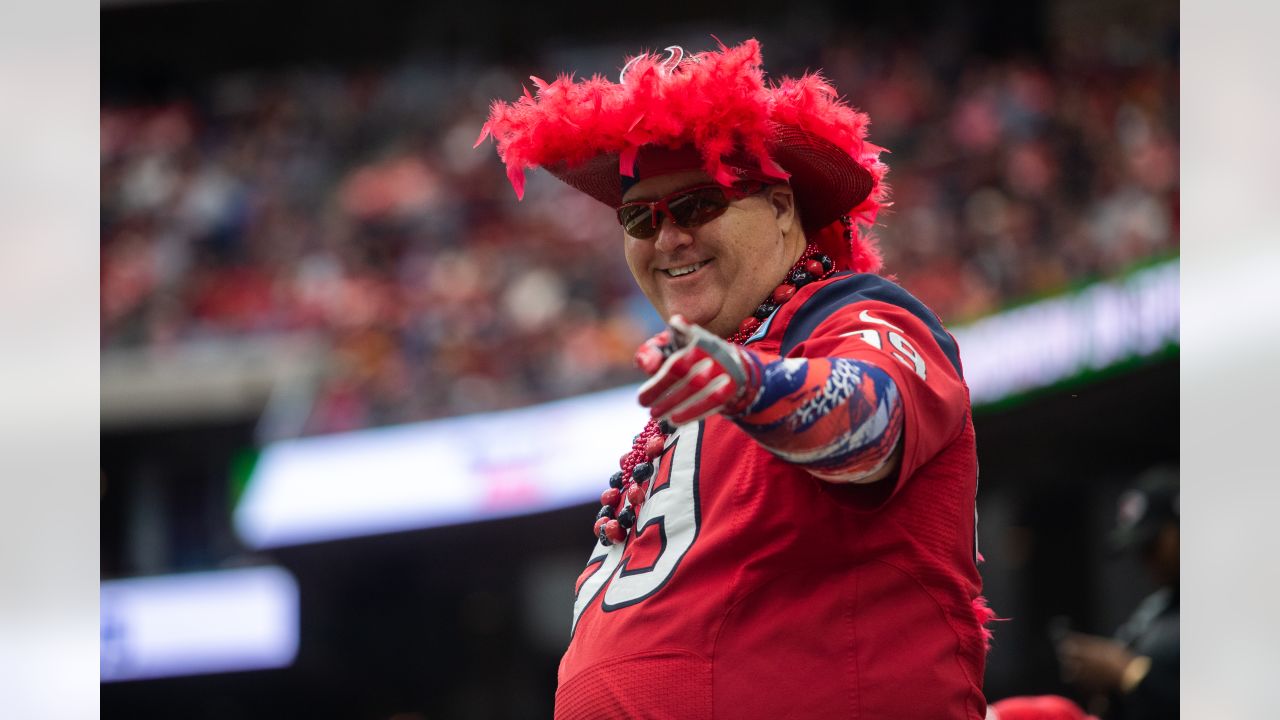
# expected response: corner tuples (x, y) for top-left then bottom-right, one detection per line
(636, 315), (903, 484)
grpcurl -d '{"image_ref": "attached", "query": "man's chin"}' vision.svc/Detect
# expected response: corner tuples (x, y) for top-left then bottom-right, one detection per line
(659, 297), (737, 336)
(680, 312), (738, 338)
(663, 305), (716, 330)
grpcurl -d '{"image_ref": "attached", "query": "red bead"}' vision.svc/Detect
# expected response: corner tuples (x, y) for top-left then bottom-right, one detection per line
(593, 517), (609, 537)
(805, 259), (824, 276)
(645, 436), (665, 458)
(605, 520), (626, 543)
(601, 487), (621, 507)
(626, 484), (647, 506)
(771, 284), (796, 303)
(738, 317), (761, 335)
(619, 452), (633, 470)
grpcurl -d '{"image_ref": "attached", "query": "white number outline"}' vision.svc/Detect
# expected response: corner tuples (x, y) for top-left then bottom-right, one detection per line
(570, 421), (703, 635)
(841, 312), (928, 381)
(887, 331), (927, 381)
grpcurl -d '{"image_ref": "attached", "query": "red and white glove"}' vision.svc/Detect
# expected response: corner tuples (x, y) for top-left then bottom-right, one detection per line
(634, 315), (764, 426)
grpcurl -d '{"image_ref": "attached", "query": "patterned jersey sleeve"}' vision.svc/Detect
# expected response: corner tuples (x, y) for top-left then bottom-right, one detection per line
(733, 274), (970, 494)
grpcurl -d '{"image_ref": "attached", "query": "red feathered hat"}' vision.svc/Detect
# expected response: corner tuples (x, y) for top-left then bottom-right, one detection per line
(477, 39), (889, 273)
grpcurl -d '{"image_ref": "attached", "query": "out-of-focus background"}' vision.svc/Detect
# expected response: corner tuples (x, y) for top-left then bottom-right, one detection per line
(99, 0), (1180, 717)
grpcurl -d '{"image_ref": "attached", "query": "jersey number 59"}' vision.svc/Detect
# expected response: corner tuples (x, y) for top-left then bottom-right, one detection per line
(570, 421), (703, 634)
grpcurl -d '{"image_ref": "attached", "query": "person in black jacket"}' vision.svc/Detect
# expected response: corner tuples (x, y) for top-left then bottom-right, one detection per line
(1056, 467), (1179, 719)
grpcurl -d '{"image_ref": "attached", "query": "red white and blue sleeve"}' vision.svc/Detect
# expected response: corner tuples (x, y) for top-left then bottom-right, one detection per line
(733, 274), (970, 488)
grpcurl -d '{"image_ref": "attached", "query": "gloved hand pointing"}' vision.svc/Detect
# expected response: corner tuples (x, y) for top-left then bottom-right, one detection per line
(634, 315), (764, 426)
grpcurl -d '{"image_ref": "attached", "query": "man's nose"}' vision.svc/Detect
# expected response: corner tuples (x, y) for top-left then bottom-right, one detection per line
(653, 213), (695, 253)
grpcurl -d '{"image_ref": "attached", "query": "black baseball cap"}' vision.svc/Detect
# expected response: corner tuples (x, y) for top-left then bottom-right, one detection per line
(1110, 465), (1179, 553)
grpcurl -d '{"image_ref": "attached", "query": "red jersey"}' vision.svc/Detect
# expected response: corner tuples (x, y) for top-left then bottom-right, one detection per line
(557, 273), (988, 719)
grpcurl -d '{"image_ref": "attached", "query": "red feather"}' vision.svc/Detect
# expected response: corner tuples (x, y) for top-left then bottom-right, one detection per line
(972, 594), (1003, 653)
(479, 39), (889, 271)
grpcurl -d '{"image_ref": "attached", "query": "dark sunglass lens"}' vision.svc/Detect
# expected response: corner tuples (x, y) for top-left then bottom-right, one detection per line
(669, 187), (730, 227)
(618, 205), (658, 238)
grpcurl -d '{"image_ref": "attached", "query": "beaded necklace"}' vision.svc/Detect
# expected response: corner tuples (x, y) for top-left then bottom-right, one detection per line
(592, 227), (847, 545)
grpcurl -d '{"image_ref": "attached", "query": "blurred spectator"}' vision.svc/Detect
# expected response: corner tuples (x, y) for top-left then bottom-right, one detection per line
(990, 694), (1097, 720)
(1055, 467), (1180, 719)
(101, 33), (1178, 435)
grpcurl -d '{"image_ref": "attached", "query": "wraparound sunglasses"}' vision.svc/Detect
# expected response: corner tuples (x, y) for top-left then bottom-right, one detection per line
(616, 182), (768, 239)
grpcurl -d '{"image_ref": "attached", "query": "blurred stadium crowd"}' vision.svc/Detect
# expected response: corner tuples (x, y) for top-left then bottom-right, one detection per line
(101, 33), (1177, 435)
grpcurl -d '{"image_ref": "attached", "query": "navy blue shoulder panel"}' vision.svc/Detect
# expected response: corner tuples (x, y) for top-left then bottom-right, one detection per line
(780, 272), (963, 378)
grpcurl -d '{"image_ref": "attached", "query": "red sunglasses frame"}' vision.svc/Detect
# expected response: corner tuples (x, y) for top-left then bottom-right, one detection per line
(616, 182), (768, 238)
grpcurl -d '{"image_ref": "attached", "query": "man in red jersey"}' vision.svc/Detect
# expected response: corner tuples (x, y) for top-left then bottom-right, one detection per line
(480, 39), (993, 719)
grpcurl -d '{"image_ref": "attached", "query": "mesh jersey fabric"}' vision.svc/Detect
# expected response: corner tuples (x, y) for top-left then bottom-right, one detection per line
(557, 274), (988, 720)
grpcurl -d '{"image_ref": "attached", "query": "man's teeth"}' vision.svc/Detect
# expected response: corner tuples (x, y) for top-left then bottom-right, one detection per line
(665, 261), (708, 277)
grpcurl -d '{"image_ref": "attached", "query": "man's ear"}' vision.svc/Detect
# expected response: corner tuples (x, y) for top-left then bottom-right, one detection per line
(768, 184), (799, 235)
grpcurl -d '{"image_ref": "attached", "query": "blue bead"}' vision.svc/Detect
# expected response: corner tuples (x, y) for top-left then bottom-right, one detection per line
(754, 301), (778, 319)
(617, 507), (636, 528)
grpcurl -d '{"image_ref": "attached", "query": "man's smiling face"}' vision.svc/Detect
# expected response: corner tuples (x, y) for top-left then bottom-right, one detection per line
(621, 170), (806, 338)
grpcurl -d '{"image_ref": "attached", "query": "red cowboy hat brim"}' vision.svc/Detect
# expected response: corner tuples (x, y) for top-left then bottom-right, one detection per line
(546, 123), (874, 235)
